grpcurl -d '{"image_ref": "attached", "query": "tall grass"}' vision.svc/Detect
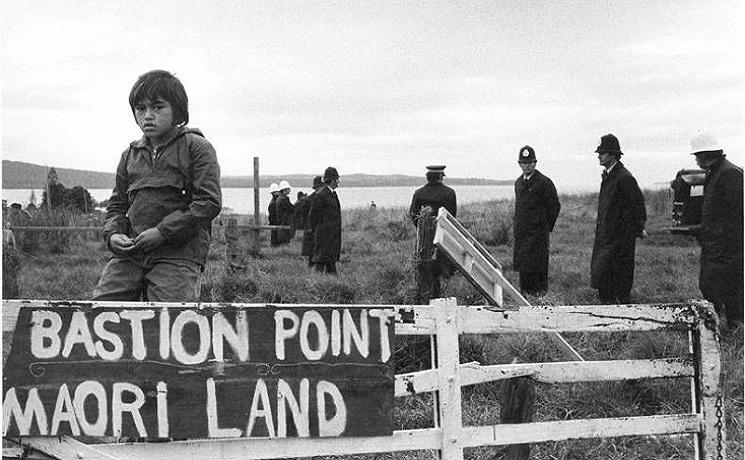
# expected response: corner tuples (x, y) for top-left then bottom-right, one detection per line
(5, 190), (742, 460)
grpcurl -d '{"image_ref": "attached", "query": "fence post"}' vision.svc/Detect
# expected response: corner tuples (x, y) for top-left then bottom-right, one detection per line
(415, 208), (437, 303)
(252, 156), (261, 257)
(695, 302), (726, 460)
(500, 358), (535, 460)
(433, 297), (464, 460)
(224, 217), (244, 270)
(3, 229), (20, 299)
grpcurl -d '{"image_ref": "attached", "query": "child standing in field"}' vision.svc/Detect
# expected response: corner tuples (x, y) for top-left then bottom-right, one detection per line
(92, 70), (222, 302)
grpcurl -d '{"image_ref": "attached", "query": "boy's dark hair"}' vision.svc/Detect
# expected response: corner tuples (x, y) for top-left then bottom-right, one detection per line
(129, 70), (189, 126)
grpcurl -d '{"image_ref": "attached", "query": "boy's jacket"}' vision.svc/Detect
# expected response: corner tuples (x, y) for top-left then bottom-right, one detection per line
(103, 127), (222, 265)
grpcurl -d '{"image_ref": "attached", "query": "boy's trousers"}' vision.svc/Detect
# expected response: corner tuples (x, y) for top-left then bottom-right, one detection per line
(92, 255), (202, 302)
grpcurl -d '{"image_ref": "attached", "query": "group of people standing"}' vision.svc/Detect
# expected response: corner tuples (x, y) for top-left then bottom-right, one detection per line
(510, 134), (647, 304)
(408, 133), (742, 329)
(267, 180), (295, 246)
(271, 167), (342, 274)
(90, 70), (741, 328)
(516, 133), (741, 327)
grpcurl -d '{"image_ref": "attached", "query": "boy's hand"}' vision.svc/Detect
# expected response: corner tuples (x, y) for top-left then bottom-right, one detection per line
(133, 227), (166, 252)
(109, 234), (135, 255)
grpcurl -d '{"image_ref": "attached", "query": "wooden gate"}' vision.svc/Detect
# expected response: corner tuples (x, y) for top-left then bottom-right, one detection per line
(2, 298), (725, 459)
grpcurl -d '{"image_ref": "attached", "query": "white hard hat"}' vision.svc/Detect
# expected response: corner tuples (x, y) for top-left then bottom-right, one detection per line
(279, 180), (291, 191)
(269, 182), (279, 193)
(690, 133), (723, 155)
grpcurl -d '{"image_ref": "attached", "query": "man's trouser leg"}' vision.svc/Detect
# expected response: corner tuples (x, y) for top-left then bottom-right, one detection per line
(519, 271), (548, 296)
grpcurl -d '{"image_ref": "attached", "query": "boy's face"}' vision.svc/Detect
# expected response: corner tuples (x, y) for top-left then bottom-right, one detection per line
(134, 97), (177, 145)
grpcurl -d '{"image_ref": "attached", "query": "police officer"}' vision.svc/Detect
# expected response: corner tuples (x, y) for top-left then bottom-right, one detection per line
(409, 165), (457, 223)
(513, 146), (560, 296)
(409, 165), (457, 299)
(689, 133), (743, 327)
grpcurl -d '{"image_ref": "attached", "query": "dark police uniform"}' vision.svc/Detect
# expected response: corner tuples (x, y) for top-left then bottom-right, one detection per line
(409, 165), (457, 299)
(513, 147), (560, 295)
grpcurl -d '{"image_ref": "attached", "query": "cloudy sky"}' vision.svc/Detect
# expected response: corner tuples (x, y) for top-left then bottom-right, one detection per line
(1, 0), (742, 189)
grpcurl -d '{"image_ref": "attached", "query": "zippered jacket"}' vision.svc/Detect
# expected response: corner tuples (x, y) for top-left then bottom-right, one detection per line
(102, 127), (222, 265)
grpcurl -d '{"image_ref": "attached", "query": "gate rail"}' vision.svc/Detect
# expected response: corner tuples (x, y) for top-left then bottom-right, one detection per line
(2, 298), (725, 460)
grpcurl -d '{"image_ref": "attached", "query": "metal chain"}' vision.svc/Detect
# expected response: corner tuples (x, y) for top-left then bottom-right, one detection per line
(714, 391), (724, 460)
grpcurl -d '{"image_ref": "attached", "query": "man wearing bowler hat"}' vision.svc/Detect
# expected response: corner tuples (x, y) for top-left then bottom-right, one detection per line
(590, 134), (647, 304)
(309, 167), (342, 274)
(409, 165), (457, 300)
(513, 146), (561, 296)
(689, 133), (743, 327)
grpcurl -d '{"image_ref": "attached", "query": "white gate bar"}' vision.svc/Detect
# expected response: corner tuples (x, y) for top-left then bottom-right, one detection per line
(1, 301), (698, 336)
(77, 428), (441, 460)
(6, 435), (122, 460)
(395, 357), (694, 396)
(459, 304), (696, 334)
(463, 414), (701, 447)
(462, 413), (701, 447)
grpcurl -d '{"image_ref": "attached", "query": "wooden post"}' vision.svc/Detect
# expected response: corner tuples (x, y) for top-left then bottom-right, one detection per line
(2, 229), (20, 299)
(415, 207), (437, 303)
(433, 297), (464, 460)
(252, 157), (261, 257)
(695, 302), (726, 460)
(500, 358), (536, 460)
(224, 216), (243, 270)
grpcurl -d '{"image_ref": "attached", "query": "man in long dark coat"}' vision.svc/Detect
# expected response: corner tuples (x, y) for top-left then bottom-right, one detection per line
(689, 133), (743, 327)
(267, 183), (280, 247)
(409, 165), (457, 299)
(590, 134), (647, 304)
(275, 180), (295, 245)
(309, 167), (341, 274)
(513, 146), (560, 296)
(409, 165), (457, 224)
(299, 176), (323, 267)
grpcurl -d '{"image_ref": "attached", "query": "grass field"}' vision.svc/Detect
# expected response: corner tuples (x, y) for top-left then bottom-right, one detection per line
(5, 189), (743, 459)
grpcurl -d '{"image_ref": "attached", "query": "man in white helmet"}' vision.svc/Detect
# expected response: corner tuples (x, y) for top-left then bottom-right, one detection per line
(268, 182), (280, 247)
(276, 180), (295, 245)
(689, 133), (743, 328)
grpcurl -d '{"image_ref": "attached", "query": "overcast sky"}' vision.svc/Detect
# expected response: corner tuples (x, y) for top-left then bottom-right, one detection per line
(1, 0), (742, 189)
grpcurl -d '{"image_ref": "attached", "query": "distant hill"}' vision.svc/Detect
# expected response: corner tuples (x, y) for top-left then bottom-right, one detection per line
(2, 160), (510, 189)
(2, 161), (116, 189)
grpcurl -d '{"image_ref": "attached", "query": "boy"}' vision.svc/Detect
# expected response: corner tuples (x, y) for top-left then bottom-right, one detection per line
(92, 70), (221, 302)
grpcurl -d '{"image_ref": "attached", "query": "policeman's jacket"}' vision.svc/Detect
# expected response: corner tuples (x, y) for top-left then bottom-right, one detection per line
(409, 182), (457, 225)
(513, 170), (560, 273)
